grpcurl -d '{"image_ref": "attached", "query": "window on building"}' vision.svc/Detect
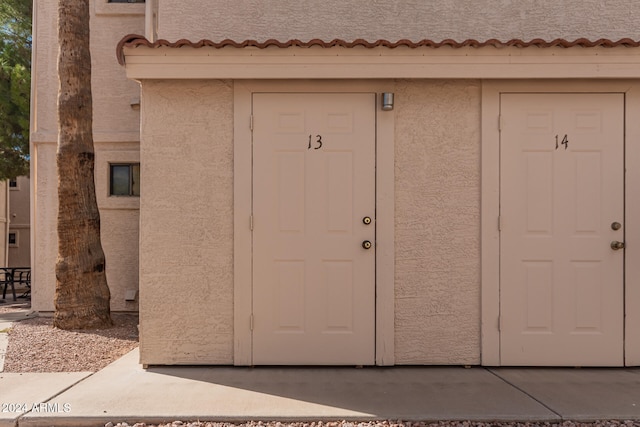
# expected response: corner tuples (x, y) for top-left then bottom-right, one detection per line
(8, 232), (17, 247)
(8, 179), (17, 189)
(110, 163), (140, 196)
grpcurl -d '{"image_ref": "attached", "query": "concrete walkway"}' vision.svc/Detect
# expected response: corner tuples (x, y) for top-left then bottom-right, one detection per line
(0, 348), (638, 427)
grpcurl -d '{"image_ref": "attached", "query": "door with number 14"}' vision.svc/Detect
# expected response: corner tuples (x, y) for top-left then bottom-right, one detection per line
(500, 93), (624, 366)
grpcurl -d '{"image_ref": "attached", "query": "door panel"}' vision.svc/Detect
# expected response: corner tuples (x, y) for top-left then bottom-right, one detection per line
(252, 93), (376, 365)
(500, 93), (624, 366)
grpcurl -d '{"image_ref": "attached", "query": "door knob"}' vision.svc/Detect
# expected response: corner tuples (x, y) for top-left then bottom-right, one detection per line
(611, 241), (625, 250)
(362, 240), (372, 250)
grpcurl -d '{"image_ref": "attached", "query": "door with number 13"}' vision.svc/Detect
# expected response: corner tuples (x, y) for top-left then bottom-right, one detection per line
(251, 93), (376, 365)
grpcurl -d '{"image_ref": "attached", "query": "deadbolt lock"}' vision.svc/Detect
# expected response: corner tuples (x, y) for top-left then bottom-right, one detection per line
(363, 216), (372, 225)
(362, 240), (372, 250)
(611, 222), (622, 231)
(611, 240), (625, 250)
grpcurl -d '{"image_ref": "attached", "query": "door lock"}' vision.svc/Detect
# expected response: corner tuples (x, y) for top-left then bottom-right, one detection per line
(611, 240), (625, 250)
(362, 240), (372, 250)
(362, 216), (372, 225)
(611, 222), (622, 231)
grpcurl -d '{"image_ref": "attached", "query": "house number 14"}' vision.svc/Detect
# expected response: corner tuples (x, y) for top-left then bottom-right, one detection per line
(308, 134), (323, 150)
(555, 134), (569, 150)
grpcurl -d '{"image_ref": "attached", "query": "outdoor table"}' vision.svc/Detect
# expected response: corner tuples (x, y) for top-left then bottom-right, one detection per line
(1, 267), (30, 302)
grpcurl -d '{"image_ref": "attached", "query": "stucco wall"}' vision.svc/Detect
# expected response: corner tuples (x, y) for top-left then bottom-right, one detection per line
(32, 1), (143, 140)
(31, 0), (144, 312)
(32, 141), (141, 312)
(137, 79), (481, 365)
(139, 80), (234, 365)
(156, 0), (640, 43)
(394, 80), (481, 364)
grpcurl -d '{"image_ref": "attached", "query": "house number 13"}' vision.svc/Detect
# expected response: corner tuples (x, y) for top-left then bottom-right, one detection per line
(308, 134), (323, 150)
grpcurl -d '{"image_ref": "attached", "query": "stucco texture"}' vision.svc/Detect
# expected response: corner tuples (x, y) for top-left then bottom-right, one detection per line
(31, 142), (141, 313)
(156, 0), (640, 43)
(394, 80), (481, 364)
(31, 144), (57, 312)
(32, 1), (142, 141)
(31, 1), (144, 312)
(139, 80), (234, 365)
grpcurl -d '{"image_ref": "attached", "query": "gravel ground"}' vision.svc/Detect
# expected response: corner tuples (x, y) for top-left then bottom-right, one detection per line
(105, 420), (640, 427)
(1, 301), (138, 372)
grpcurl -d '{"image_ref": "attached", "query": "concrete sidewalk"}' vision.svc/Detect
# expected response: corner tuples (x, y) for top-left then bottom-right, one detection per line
(0, 348), (638, 427)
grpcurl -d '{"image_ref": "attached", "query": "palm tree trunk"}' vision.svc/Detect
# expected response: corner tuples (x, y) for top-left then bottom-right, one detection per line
(54, 0), (112, 329)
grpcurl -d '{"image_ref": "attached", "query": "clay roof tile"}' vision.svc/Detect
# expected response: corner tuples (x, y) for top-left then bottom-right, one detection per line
(116, 34), (640, 66)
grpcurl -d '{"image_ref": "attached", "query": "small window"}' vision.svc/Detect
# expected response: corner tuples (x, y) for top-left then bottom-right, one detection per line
(110, 163), (140, 196)
(8, 232), (17, 247)
(8, 179), (17, 189)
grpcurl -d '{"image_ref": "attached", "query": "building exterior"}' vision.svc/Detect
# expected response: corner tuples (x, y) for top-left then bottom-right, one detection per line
(31, 1), (143, 312)
(8, 176), (31, 268)
(0, 180), (7, 267)
(32, 0), (640, 367)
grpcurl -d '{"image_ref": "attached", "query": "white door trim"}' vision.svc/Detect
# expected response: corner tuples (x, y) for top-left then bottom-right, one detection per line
(233, 80), (395, 366)
(481, 80), (640, 366)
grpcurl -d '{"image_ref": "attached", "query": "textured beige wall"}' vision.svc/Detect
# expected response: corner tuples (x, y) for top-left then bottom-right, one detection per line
(394, 80), (481, 364)
(31, 143), (57, 311)
(138, 79), (481, 365)
(156, 0), (640, 43)
(31, 1), (144, 312)
(32, 142), (140, 312)
(32, 1), (143, 141)
(139, 80), (234, 365)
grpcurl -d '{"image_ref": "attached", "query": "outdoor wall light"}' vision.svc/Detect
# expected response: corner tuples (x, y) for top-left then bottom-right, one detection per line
(381, 92), (394, 111)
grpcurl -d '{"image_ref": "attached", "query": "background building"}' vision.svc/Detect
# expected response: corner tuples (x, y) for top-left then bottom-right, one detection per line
(31, 1), (143, 312)
(8, 176), (30, 268)
(0, 180), (7, 267)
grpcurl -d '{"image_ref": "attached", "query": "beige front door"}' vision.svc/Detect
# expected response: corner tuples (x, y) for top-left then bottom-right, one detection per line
(252, 93), (376, 365)
(500, 93), (624, 366)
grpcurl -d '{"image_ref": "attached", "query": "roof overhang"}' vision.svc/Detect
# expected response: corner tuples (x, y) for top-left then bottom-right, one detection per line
(118, 36), (640, 80)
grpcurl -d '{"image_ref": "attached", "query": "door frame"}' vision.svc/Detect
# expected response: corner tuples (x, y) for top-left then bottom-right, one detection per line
(233, 80), (396, 366)
(481, 80), (640, 366)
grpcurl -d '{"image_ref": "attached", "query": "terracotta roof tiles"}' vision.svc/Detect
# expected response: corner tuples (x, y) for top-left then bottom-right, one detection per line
(117, 34), (640, 65)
